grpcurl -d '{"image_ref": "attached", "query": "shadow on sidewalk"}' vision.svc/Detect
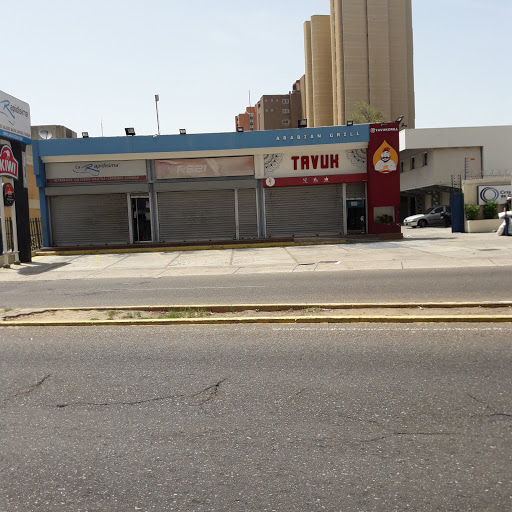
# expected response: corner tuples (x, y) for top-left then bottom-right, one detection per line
(17, 262), (70, 275)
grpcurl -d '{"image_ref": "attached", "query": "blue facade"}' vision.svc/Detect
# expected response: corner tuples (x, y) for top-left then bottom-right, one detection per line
(33, 125), (372, 247)
(33, 125), (370, 160)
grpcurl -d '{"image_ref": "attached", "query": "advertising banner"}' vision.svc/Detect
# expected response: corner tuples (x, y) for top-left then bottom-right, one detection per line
(366, 123), (401, 234)
(155, 156), (254, 180)
(477, 185), (512, 205)
(45, 160), (147, 184)
(0, 90), (31, 144)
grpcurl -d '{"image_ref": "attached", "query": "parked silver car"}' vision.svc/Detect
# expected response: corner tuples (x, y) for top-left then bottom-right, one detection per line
(403, 205), (451, 228)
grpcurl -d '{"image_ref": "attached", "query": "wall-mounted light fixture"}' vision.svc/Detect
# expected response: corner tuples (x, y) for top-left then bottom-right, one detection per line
(346, 120), (354, 126)
(395, 115), (404, 123)
(179, 129), (186, 135)
(125, 127), (136, 136)
(298, 119), (307, 128)
(82, 132), (89, 138)
(237, 126), (244, 132)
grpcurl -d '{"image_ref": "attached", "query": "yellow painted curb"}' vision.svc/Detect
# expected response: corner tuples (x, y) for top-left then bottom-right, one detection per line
(2, 315), (512, 327)
(5, 301), (512, 314)
(33, 240), (351, 257)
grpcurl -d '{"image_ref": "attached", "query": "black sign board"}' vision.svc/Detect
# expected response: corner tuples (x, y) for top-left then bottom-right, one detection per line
(3, 182), (15, 207)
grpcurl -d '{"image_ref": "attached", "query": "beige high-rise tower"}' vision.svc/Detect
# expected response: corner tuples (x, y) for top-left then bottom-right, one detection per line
(305, 0), (415, 128)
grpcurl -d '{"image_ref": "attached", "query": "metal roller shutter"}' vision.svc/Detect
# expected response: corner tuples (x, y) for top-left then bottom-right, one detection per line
(265, 185), (344, 238)
(237, 188), (258, 239)
(158, 190), (236, 242)
(346, 182), (366, 198)
(50, 194), (129, 246)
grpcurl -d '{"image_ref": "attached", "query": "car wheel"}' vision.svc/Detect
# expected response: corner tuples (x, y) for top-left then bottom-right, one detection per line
(418, 219), (427, 228)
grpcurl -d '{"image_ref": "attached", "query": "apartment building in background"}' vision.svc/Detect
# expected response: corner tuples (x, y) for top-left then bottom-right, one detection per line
(304, 0), (415, 128)
(236, 80), (304, 131)
(235, 107), (258, 132)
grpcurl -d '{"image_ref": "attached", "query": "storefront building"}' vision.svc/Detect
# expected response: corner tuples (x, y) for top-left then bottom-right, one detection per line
(0, 89), (32, 262)
(32, 123), (400, 248)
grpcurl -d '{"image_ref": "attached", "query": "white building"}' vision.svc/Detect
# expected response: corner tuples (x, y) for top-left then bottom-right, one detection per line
(399, 125), (512, 219)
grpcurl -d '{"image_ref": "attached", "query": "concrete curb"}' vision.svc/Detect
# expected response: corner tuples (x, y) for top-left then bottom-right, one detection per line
(33, 240), (354, 257)
(1, 315), (512, 327)
(1, 302), (511, 326)
(5, 301), (512, 314)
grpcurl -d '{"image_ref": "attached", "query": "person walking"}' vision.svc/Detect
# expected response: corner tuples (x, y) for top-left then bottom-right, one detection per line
(503, 196), (512, 236)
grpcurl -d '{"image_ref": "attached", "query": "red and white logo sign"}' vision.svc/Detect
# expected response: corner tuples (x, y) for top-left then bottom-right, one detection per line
(0, 146), (18, 180)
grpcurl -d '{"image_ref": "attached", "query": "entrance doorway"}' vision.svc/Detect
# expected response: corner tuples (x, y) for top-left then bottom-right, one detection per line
(131, 196), (152, 242)
(346, 199), (366, 234)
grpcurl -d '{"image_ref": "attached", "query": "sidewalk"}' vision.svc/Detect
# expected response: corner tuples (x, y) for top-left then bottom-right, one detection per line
(1, 227), (511, 282)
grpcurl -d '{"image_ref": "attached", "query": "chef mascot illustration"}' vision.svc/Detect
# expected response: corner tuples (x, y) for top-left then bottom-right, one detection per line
(374, 147), (397, 173)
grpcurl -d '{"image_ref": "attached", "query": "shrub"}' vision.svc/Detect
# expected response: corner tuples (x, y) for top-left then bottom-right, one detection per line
(464, 204), (480, 220)
(483, 200), (498, 219)
(376, 214), (394, 224)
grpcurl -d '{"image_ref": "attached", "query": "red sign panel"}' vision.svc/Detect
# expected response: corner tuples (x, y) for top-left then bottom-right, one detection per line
(366, 123), (401, 234)
(263, 173), (366, 188)
(0, 146), (18, 180)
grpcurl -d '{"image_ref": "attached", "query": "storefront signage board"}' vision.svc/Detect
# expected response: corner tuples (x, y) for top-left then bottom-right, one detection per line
(258, 146), (368, 179)
(263, 173), (366, 188)
(366, 123), (401, 234)
(3, 182), (15, 206)
(0, 145), (19, 180)
(477, 185), (512, 205)
(155, 156), (254, 180)
(0, 90), (31, 144)
(45, 160), (147, 184)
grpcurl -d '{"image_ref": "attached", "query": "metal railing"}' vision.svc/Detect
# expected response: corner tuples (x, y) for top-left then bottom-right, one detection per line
(30, 218), (43, 250)
(2, 217), (43, 252)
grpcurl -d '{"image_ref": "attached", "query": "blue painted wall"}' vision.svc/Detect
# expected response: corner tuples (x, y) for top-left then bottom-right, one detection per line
(33, 125), (370, 158)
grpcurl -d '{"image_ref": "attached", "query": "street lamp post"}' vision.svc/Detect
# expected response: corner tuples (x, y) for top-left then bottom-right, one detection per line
(155, 94), (160, 135)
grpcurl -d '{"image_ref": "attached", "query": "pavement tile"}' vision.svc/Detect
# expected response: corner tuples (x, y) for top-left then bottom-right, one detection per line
(343, 261), (403, 270)
(233, 265), (298, 274)
(157, 267), (236, 277)
(2, 228), (512, 282)
(292, 264), (318, 272)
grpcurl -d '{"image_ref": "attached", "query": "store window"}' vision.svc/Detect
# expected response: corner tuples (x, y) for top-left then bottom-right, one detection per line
(374, 206), (395, 225)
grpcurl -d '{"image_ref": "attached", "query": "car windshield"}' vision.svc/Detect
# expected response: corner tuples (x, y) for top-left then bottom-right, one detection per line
(424, 207), (435, 214)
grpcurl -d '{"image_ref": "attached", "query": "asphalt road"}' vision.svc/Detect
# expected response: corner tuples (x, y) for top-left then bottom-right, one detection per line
(1, 266), (512, 309)
(1, 324), (511, 511)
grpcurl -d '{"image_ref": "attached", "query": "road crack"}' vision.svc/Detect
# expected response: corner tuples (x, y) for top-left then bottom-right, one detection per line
(1, 374), (51, 405)
(189, 378), (227, 406)
(467, 393), (512, 418)
(54, 378), (227, 409)
(359, 431), (457, 443)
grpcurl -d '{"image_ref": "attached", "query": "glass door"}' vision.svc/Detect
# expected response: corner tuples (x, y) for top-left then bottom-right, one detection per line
(131, 196), (152, 242)
(346, 200), (366, 234)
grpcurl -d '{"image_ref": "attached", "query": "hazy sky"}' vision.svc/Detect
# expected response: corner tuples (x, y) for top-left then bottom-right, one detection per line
(3, 0), (511, 137)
